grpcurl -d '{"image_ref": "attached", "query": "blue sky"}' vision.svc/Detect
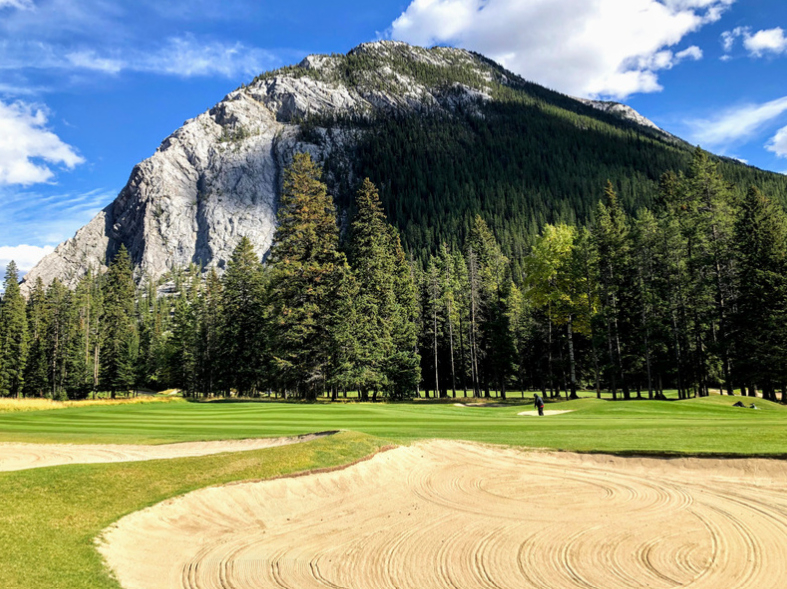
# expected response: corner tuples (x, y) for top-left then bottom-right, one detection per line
(1, 0), (787, 274)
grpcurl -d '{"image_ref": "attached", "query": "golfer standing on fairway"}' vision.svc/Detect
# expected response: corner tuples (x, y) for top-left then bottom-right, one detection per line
(534, 393), (545, 416)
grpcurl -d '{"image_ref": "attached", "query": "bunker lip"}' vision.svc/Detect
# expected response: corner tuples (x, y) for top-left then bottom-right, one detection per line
(0, 431), (338, 472)
(98, 440), (787, 589)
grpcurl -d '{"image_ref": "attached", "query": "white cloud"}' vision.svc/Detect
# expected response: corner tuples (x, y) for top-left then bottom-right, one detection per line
(0, 0), (34, 10)
(389, 0), (732, 99)
(686, 95), (787, 147)
(0, 100), (83, 186)
(675, 45), (703, 62)
(66, 50), (124, 74)
(135, 36), (277, 78)
(767, 126), (787, 158)
(745, 27), (787, 56)
(721, 26), (787, 57)
(2, 36), (277, 79)
(0, 245), (54, 275)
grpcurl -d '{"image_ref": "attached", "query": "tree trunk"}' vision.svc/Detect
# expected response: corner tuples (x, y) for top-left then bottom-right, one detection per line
(567, 316), (578, 399)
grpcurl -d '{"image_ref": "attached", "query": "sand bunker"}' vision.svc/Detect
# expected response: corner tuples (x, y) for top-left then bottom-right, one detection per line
(518, 409), (575, 416)
(0, 433), (333, 472)
(99, 440), (787, 589)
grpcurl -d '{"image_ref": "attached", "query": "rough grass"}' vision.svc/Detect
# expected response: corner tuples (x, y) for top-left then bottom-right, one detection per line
(1, 395), (785, 456)
(0, 431), (387, 589)
(0, 396), (182, 413)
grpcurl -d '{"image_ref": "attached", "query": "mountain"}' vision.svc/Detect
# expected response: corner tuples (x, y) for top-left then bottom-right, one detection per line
(23, 41), (787, 290)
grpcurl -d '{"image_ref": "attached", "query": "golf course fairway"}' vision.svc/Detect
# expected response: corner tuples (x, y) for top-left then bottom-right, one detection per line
(1, 396), (786, 588)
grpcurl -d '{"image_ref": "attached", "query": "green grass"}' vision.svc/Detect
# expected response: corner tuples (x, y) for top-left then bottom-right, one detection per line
(0, 395), (785, 456)
(0, 431), (387, 589)
(3, 395), (786, 588)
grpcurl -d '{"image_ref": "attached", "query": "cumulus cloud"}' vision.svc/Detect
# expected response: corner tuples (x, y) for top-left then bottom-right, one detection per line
(675, 45), (703, 62)
(0, 100), (83, 186)
(767, 126), (787, 158)
(686, 95), (787, 147)
(0, 245), (53, 277)
(721, 26), (787, 57)
(745, 27), (787, 56)
(389, 0), (729, 99)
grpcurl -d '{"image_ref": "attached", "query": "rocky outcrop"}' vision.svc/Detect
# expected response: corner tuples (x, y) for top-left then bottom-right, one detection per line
(22, 41), (668, 292)
(575, 98), (667, 135)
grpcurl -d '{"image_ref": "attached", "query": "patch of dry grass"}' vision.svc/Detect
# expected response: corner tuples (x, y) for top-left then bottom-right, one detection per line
(0, 396), (182, 414)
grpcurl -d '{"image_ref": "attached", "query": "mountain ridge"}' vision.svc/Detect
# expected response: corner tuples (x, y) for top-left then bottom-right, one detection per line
(21, 40), (783, 291)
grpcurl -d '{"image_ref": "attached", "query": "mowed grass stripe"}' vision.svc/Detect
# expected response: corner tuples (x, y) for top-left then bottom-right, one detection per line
(0, 396), (785, 455)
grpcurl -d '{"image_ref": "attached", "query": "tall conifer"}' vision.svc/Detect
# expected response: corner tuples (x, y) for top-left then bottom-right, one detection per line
(0, 261), (29, 397)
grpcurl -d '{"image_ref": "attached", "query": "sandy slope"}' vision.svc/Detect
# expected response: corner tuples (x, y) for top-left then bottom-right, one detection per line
(0, 433), (333, 472)
(517, 409), (574, 416)
(98, 440), (787, 589)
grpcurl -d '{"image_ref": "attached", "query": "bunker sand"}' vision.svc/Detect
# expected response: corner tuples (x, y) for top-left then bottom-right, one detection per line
(99, 440), (787, 589)
(0, 433), (334, 472)
(517, 409), (574, 416)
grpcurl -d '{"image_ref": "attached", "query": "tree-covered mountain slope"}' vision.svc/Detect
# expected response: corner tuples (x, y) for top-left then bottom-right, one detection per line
(22, 40), (787, 289)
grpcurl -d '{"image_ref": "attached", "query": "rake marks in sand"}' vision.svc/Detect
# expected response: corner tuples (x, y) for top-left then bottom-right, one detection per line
(99, 441), (787, 589)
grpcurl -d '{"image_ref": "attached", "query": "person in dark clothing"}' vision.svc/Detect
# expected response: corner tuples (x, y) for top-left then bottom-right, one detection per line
(534, 394), (545, 416)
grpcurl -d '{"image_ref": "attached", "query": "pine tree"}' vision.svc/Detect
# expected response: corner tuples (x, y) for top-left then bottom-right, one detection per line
(267, 153), (353, 399)
(349, 178), (397, 396)
(732, 187), (787, 400)
(387, 227), (420, 399)
(24, 277), (49, 398)
(593, 182), (632, 399)
(101, 246), (137, 397)
(220, 237), (266, 396)
(45, 279), (71, 400)
(196, 268), (223, 396)
(0, 261), (29, 397)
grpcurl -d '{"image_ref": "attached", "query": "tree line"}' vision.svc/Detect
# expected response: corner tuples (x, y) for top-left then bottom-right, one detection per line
(1, 148), (786, 402)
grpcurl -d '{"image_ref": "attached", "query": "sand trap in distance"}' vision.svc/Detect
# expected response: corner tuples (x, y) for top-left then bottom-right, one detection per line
(0, 432), (334, 472)
(99, 440), (787, 589)
(517, 409), (575, 416)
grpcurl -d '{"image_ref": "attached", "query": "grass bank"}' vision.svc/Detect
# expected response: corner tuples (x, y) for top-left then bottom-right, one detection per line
(0, 431), (386, 589)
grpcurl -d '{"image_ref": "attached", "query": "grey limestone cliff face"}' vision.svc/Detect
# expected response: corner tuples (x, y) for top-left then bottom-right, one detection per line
(22, 42), (483, 292)
(22, 41), (665, 292)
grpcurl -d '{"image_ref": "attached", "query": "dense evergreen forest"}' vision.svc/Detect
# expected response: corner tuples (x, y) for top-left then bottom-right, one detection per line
(1, 148), (787, 402)
(284, 44), (787, 283)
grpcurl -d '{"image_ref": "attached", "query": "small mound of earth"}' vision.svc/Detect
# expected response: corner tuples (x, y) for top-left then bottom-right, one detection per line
(0, 432), (335, 472)
(518, 409), (575, 416)
(98, 440), (787, 589)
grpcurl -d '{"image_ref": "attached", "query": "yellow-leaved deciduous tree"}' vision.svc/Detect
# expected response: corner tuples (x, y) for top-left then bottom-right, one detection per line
(525, 224), (598, 399)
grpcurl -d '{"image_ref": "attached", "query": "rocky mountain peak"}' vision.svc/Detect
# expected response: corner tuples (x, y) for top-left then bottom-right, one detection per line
(22, 42), (674, 294)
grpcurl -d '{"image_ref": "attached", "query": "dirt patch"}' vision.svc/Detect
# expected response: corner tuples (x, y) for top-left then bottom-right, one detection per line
(0, 432), (335, 472)
(453, 402), (512, 408)
(98, 440), (787, 589)
(517, 409), (575, 416)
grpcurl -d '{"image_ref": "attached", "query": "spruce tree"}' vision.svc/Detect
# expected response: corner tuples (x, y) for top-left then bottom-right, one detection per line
(101, 245), (137, 397)
(0, 261), (29, 397)
(267, 153), (353, 399)
(45, 279), (72, 400)
(593, 182), (632, 399)
(220, 237), (266, 396)
(349, 178), (419, 399)
(24, 277), (49, 397)
(732, 187), (787, 400)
